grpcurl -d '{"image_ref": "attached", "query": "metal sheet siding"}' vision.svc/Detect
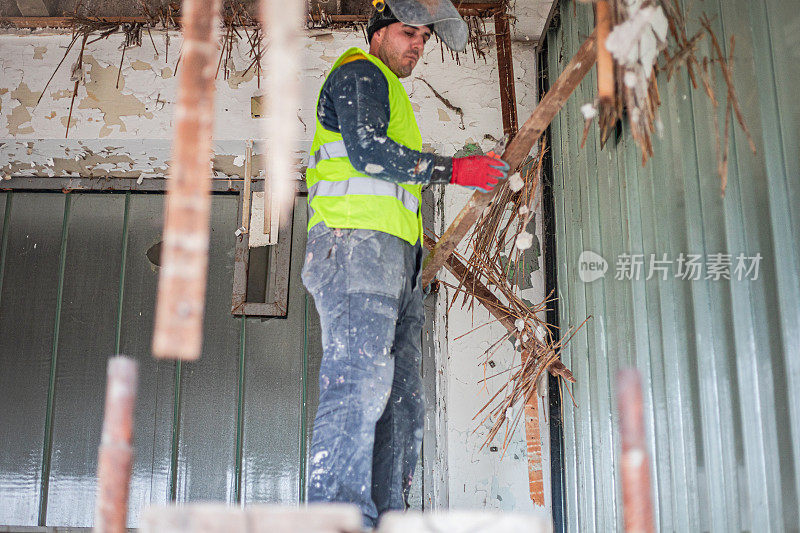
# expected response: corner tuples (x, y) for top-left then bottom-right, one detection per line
(0, 191), (322, 527)
(546, 1), (800, 531)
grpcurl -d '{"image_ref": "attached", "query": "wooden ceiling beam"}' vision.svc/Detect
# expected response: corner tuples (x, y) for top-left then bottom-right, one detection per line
(0, 3), (504, 28)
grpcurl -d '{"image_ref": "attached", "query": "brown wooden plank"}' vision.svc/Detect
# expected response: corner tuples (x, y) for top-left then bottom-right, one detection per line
(0, 5), (505, 28)
(95, 356), (138, 533)
(421, 31), (598, 287)
(151, 0), (222, 360)
(494, 13), (518, 137)
(617, 368), (656, 533)
(140, 503), (361, 533)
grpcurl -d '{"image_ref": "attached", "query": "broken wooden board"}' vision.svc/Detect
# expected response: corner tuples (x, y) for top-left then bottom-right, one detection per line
(421, 31), (598, 287)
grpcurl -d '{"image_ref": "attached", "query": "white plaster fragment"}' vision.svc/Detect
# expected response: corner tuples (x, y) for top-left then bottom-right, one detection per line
(581, 103), (598, 120)
(507, 172), (524, 192)
(605, 5), (668, 77)
(515, 231), (533, 251)
(514, 318), (525, 331)
(518, 205), (529, 216)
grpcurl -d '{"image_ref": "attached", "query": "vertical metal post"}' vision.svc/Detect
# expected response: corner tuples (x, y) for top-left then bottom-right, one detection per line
(152, 0), (222, 361)
(617, 368), (655, 533)
(95, 356), (138, 533)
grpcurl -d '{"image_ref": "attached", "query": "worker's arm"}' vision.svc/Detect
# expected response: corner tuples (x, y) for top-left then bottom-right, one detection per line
(319, 59), (508, 190)
(319, 59), (451, 184)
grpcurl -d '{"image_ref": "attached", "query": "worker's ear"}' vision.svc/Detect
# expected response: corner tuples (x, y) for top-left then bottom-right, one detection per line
(372, 26), (386, 48)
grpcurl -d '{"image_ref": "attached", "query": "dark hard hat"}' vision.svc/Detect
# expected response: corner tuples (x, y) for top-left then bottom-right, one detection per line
(367, 3), (433, 44)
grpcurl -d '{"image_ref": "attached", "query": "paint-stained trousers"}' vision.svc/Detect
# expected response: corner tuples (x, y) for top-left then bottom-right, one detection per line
(301, 222), (425, 528)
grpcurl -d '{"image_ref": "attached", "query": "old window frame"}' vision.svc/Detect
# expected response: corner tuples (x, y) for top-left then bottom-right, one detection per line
(230, 185), (294, 317)
(1, 175), (296, 318)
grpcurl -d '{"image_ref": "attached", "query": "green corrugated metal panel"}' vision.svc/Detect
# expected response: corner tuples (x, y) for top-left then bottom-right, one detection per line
(0, 191), (322, 528)
(547, 0), (800, 531)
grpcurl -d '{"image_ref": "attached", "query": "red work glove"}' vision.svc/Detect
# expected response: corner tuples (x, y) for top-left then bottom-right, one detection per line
(450, 153), (510, 193)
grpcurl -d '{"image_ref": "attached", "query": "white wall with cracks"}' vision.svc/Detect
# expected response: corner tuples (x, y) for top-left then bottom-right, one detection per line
(0, 26), (548, 516)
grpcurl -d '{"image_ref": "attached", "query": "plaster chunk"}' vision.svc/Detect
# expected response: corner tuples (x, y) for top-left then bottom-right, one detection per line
(227, 66), (256, 89)
(507, 172), (524, 192)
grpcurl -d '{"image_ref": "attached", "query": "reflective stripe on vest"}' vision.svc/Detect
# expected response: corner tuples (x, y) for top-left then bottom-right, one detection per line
(307, 140), (349, 169)
(308, 176), (420, 214)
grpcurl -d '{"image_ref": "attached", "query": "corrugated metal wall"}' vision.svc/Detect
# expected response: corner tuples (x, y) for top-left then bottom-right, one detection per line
(546, 0), (800, 531)
(0, 191), (323, 528)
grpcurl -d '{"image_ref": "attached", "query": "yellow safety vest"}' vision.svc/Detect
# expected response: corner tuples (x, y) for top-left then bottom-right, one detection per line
(306, 47), (424, 245)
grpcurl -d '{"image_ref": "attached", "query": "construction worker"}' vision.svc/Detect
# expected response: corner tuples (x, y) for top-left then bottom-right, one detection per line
(301, 0), (509, 527)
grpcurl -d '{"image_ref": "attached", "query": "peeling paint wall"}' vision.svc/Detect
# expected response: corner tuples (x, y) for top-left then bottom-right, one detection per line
(0, 27), (548, 515)
(423, 40), (550, 515)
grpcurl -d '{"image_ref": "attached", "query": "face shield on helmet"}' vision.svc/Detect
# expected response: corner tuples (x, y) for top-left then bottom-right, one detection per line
(372, 0), (468, 53)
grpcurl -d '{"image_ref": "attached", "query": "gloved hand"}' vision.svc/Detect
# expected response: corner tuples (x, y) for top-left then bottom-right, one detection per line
(450, 153), (510, 193)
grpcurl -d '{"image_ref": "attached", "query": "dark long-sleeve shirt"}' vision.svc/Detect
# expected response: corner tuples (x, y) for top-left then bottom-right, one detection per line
(316, 58), (452, 185)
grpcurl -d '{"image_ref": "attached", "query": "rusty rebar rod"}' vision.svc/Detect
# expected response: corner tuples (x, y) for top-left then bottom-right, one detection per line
(617, 368), (655, 533)
(95, 356), (138, 533)
(152, 0), (222, 360)
(423, 234), (574, 382)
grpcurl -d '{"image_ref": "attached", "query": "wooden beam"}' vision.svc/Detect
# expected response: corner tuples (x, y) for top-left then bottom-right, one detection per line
(141, 503), (362, 532)
(423, 235), (574, 382)
(0, 5), (504, 28)
(494, 13), (518, 137)
(151, 0), (222, 360)
(95, 356), (138, 533)
(0, 16), (144, 27)
(596, 1), (614, 104)
(421, 31), (597, 287)
(617, 368), (656, 533)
